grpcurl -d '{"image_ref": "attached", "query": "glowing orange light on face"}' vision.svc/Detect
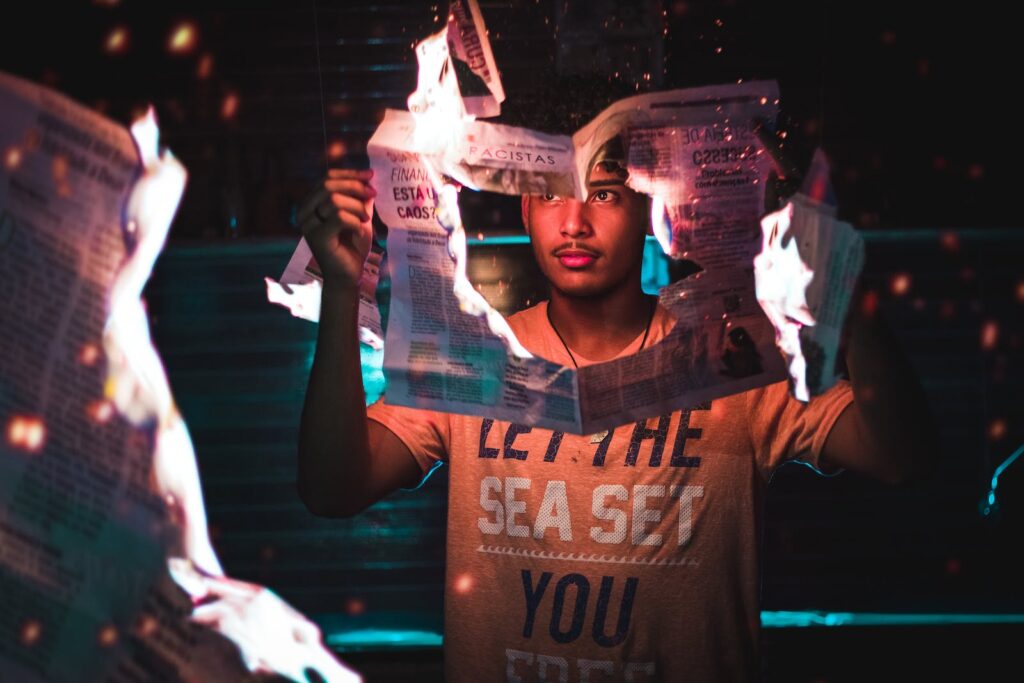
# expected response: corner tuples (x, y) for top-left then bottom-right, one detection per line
(167, 22), (198, 54)
(220, 92), (239, 120)
(453, 573), (474, 594)
(889, 273), (911, 296)
(988, 418), (1007, 441)
(197, 53), (214, 79)
(980, 320), (999, 351)
(7, 416), (46, 452)
(4, 146), (22, 170)
(327, 140), (346, 159)
(97, 625), (118, 648)
(20, 620), (42, 646)
(104, 26), (129, 54)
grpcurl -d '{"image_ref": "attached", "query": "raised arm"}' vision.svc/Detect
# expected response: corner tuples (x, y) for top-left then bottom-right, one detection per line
(821, 293), (939, 484)
(297, 169), (422, 517)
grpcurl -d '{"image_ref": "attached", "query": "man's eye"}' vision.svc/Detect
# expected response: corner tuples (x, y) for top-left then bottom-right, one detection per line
(542, 192), (561, 202)
(591, 189), (617, 202)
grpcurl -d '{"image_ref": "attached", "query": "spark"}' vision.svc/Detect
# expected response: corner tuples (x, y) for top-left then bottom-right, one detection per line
(939, 230), (959, 252)
(167, 22), (198, 54)
(197, 53), (214, 80)
(453, 573), (474, 594)
(980, 321), (999, 351)
(327, 140), (347, 159)
(136, 615), (158, 637)
(1016, 281), (1024, 303)
(79, 343), (101, 365)
(20, 620), (42, 646)
(4, 146), (22, 170)
(88, 400), (115, 424)
(988, 418), (1007, 441)
(346, 599), (365, 615)
(889, 273), (911, 296)
(220, 92), (239, 120)
(97, 625), (118, 648)
(104, 26), (129, 54)
(7, 416), (46, 452)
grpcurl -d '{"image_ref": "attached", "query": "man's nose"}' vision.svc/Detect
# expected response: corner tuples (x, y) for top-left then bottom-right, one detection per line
(560, 200), (592, 237)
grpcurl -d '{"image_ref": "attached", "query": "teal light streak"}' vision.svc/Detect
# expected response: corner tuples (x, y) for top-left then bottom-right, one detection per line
(760, 611), (1024, 628)
(981, 441), (1024, 516)
(325, 613), (1024, 650)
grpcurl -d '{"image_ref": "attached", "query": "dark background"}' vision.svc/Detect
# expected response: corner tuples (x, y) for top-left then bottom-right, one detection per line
(3, 2), (1022, 680)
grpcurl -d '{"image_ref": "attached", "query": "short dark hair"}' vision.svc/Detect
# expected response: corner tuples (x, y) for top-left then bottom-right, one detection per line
(497, 74), (641, 136)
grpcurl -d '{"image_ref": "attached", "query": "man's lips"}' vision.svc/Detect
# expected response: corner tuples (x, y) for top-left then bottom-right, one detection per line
(554, 248), (599, 268)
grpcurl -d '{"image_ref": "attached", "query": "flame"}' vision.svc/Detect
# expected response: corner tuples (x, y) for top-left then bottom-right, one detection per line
(754, 201), (816, 401)
(7, 415), (46, 452)
(405, 26), (532, 359)
(105, 107), (222, 576)
(111, 110), (360, 681)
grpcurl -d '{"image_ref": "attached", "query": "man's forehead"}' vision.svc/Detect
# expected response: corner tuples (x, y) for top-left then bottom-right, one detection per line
(587, 160), (629, 188)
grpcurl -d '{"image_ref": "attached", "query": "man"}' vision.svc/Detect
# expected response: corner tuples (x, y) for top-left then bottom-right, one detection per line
(296, 147), (936, 681)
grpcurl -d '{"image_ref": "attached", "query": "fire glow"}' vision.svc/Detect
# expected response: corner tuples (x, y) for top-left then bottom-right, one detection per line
(108, 106), (361, 683)
(405, 25), (532, 359)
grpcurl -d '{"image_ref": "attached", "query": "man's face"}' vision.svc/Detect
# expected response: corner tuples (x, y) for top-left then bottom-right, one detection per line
(521, 163), (649, 299)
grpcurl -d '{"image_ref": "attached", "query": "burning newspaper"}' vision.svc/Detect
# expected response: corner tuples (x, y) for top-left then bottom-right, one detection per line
(270, 0), (861, 433)
(0, 72), (358, 682)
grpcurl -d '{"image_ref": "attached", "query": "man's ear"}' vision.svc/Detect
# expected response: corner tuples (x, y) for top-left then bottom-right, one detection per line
(520, 194), (531, 235)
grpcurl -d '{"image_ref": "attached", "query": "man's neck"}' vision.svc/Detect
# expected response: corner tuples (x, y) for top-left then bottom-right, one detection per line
(546, 282), (653, 363)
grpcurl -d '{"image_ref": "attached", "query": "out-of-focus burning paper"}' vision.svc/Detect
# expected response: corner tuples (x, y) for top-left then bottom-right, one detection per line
(0, 72), (358, 682)
(755, 192), (865, 401)
(271, 0), (855, 432)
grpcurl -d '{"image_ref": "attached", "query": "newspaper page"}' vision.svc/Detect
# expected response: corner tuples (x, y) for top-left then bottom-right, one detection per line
(364, 79), (791, 435)
(1, 72), (357, 683)
(270, 1), (852, 431)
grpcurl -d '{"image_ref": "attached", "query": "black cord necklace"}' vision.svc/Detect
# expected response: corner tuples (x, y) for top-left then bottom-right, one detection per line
(546, 297), (656, 369)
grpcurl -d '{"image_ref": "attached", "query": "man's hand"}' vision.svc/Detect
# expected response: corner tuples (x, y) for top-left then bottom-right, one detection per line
(298, 169), (377, 290)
